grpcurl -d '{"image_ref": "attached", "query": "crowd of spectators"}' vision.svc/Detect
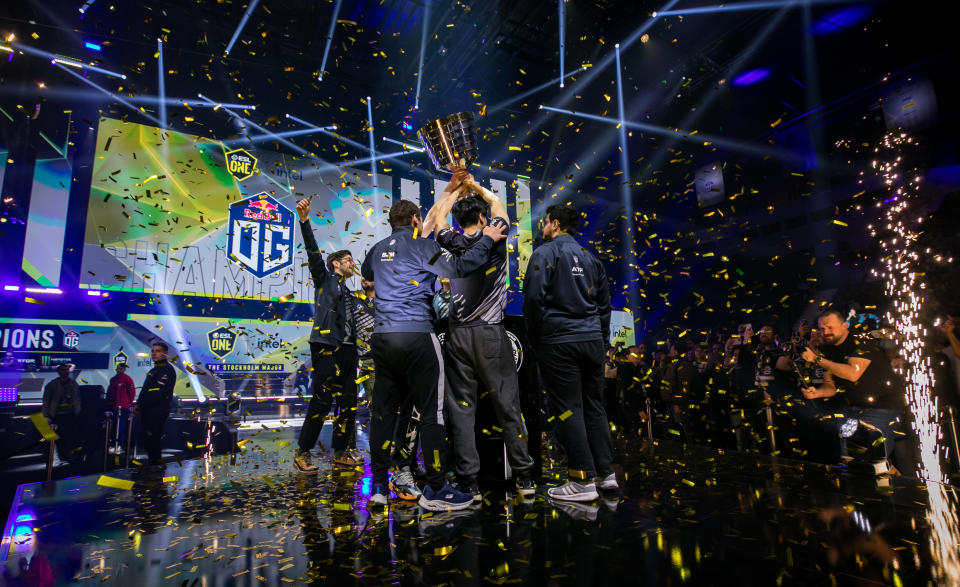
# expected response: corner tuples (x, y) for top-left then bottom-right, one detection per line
(602, 310), (960, 473)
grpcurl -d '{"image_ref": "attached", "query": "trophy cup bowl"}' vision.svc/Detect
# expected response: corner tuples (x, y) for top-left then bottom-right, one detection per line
(417, 112), (479, 172)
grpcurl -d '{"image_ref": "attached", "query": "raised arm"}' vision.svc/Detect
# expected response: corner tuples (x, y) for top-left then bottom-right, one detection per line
(467, 180), (508, 222)
(422, 171), (468, 237)
(296, 197), (328, 285)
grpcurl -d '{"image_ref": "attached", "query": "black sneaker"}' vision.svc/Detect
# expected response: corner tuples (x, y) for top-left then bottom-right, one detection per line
(515, 476), (537, 498)
(459, 478), (482, 504)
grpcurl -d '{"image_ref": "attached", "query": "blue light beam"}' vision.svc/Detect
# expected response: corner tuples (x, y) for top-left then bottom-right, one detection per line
(157, 39), (167, 128)
(414, 0), (431, 111)
(224, 0), (261, 57)
(54, 63), (160, 125)
(366, 97), (378, 189)
(318, 0), (343, 81)
(558, 0), (566, 88)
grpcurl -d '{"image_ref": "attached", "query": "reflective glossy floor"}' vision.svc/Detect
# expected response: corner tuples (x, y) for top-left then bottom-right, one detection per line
(1, 424), (951, 586)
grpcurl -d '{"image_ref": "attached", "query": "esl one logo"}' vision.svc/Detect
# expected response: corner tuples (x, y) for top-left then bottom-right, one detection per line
(207, 326), (238, 360)
(225, 148), (258, 181)
(227, 193), (294, 278)
(63, 331), (80, 349)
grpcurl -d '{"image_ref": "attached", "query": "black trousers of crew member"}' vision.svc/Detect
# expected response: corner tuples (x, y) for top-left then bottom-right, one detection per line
(369, 332), (447, 490)
(140, 409), (169, 463)
(299, 342), (358, 454)
(445, 324), (535, 480)
(537, 340), (613, 480)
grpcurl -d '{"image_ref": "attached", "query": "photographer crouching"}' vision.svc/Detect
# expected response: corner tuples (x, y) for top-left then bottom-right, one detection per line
(800, 309), (906, 474)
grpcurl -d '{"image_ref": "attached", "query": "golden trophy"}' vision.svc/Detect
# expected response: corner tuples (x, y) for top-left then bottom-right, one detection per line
(417, 111), (485, 197)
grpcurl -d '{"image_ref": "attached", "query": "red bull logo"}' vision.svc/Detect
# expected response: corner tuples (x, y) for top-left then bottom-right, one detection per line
(244, 199), (280, 221)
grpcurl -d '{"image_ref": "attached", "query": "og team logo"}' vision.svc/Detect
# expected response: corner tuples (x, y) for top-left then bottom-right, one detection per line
(228, 193), (294, 278)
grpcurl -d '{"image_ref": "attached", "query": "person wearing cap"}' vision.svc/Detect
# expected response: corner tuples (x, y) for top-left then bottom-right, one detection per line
(106, 362), (136, 452)
(42, 363), (81, 464)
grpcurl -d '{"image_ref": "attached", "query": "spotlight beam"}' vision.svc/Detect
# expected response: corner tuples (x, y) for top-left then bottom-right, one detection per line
(283, 113), (335, 130)
(382, 137), (424, 152)
(223, 127), (330, 145)
(224, 0), (261, 56)
(157, 39), (167, 128)
(558, 0), (566, 88)
(488, 67), (587, 114)
(54, 63), (161, 126)
(198, 94), (308, 155)
(317, 0), (343, 81)
(0, 84), (257, 109)
(366, 96), (378, 189)
(629, 5), (794, 186)
(540, 105), (801, 162)
(11, 42), (126, 79)
(414, 0), (431, 110)
(614, 43), (636, 311)
(656, 0), (870, 17)
(485, 0), (680, 167)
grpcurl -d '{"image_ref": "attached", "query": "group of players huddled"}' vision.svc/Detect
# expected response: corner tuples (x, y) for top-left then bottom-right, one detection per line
(293, 170), (616, 511)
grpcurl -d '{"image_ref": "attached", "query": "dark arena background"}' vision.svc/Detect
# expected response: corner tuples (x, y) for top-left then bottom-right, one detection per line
(1, 0), (959, 585)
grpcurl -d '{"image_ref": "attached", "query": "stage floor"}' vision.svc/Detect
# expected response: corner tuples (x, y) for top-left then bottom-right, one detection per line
(0, 425), (947, 585)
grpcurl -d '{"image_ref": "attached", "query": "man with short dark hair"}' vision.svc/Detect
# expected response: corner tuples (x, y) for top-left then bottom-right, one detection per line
(422, 173), (537, 502)
(294, 198), (362, 474)
(801, 309), (905, 468)
(524, 204), (615, 502)
(361, 195), (508, 511)
(134, 342), (176, 465)
(42, 363), (80, 465)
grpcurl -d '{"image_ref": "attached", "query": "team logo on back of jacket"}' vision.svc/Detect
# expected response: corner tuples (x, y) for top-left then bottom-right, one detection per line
(571, 255), (584, 277)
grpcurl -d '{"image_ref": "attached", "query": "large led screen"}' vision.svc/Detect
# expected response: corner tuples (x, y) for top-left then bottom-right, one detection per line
(80, 117), (393, 302)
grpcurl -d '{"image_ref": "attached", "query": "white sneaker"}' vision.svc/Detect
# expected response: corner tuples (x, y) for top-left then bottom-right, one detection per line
(597, 473), (618, 491)
(546, 481), (598, 502)
(368, 492), (388, 509)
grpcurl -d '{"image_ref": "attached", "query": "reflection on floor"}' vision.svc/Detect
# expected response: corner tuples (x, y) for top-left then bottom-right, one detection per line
(1, 425), (944, 585)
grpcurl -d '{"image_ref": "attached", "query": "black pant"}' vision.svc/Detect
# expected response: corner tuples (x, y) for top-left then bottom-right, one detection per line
(299, 343), (358, 454)
(537, 340), (613, 480)
(369, 332), (447, 489)
(52, 414), (76, 463)
(140, 409), (168, 463)
(444, 324), (534, 479)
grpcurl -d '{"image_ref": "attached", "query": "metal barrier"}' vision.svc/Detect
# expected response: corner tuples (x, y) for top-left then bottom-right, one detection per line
(102, 412), (112, 471)
(45, 435), (55, 481)
(645, 397), (654, 441)
(125, 414), (134, 468)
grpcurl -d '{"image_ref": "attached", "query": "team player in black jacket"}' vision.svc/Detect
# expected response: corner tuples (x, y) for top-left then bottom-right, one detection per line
(134, 341), (177, 465)
(523, 204), (617, 502)
(423, 172), (538, 502)
(361, 199), (508, 512)
(294, 197), (364, 475)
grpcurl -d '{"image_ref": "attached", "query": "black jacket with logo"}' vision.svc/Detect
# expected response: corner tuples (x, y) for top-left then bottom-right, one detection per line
(522, 233), (611, 346)
(136, 360), (176, 413)
(301, 220), (354, 347)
